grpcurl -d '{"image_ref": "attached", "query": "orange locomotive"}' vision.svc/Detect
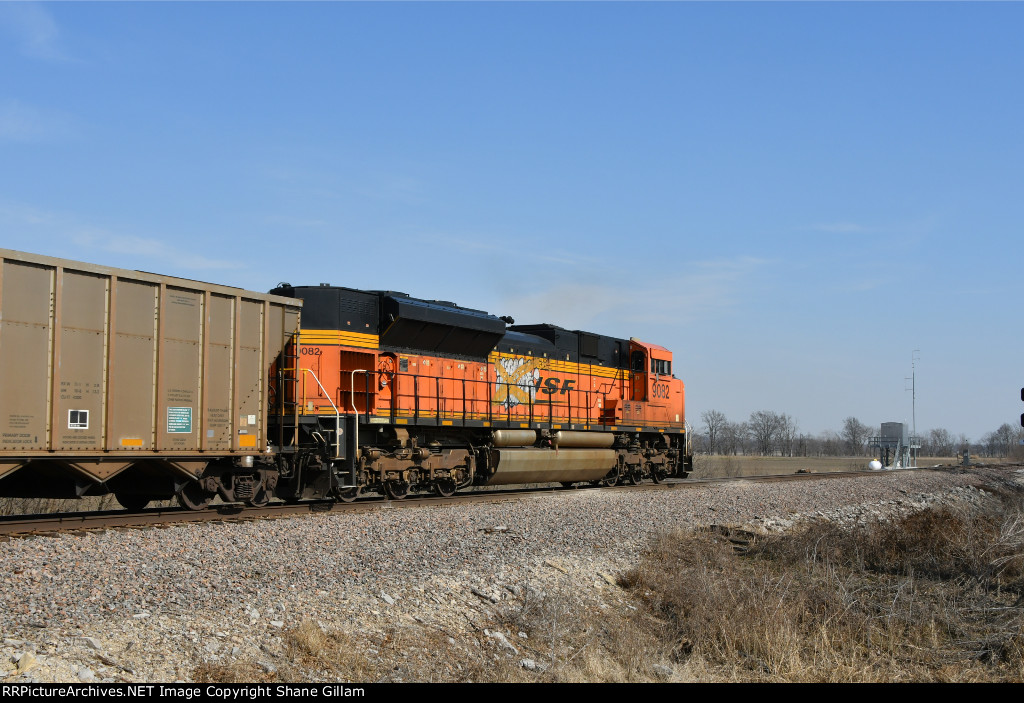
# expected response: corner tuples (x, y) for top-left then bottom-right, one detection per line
(264, 284), (692, 502)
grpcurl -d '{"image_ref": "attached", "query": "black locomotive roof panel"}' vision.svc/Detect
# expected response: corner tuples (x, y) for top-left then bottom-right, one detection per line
(582, 332), (629, 368)
(379, 294), (506, 359)
(507, 323), (578, 361)
(270, 284), (380, 333)
(493, 329), (560, 358)
(510, 324), (628, 367)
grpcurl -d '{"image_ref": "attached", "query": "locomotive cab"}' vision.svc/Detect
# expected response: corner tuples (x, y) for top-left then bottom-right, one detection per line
(626, 339), (681, 425)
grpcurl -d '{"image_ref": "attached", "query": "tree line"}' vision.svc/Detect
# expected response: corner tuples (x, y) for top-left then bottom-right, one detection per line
(696, 409), (1024, 459)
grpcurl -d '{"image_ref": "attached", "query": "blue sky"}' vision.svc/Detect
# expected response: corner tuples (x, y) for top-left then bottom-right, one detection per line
(1, 2), (1021, 441)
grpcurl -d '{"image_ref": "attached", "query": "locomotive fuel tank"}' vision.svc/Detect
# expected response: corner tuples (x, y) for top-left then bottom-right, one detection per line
(486, 448), (618, 485)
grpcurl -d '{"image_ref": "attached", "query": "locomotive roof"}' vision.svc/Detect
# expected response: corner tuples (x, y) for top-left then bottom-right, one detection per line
(270, 282), (632, 367)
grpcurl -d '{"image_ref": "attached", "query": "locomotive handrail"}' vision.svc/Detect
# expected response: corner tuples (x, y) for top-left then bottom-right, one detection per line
(351, 369), (678, 432)
(303, 368), (341, 459)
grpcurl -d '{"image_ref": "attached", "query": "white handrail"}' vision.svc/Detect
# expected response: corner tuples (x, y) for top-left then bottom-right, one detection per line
(302, 368), (341, 459)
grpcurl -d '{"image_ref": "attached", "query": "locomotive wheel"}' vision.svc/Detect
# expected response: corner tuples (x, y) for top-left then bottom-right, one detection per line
(625, 469), (642, 486)
(597, 465), (620, 488)
(649, 464), (661, 484)
(175, 483), (213, 510)
(337, 486), (362, 503)
(115, 493), (152, 512)
(384, 480), (410, 500)
(432, 479), (457, 498)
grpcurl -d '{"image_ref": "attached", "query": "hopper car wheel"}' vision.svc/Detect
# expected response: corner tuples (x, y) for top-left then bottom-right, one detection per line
(115, 493), (152, 512)
(176, 483), (213, 510)
(560, 482), (576, 489)
(626, 469), (642, 486)
(432, 479), (457, 498)
(337, 487), (362, 503)
(384, 480), (410, 500)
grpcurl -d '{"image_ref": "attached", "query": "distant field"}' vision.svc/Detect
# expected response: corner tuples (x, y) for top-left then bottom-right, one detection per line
(689, 454), (1007, 479)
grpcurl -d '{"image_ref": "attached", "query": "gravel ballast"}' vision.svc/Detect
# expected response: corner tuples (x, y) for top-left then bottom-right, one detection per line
(0, 466), (1017, 682)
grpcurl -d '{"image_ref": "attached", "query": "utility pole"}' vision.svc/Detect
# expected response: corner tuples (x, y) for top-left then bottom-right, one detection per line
(905, 350), (919, 467)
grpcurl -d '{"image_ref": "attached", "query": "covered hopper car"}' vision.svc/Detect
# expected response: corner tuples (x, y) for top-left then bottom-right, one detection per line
(0, 250), (691, 510)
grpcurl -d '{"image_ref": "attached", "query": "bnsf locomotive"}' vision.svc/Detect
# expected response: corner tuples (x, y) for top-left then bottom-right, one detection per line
(0, 250), (691, 511)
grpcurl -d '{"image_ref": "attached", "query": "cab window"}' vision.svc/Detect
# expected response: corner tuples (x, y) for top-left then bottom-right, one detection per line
(631, 351), (646, 372)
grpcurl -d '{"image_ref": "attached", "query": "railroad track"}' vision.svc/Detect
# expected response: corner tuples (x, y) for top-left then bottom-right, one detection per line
(0, 464), (971, 539)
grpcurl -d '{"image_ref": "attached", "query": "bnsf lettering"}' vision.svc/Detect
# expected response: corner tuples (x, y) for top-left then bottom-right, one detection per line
(300, 347), (322, 356)
(537, 378), (576, 395)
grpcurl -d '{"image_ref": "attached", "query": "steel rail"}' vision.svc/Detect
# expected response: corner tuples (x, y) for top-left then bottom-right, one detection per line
(0, 464), (979, 539)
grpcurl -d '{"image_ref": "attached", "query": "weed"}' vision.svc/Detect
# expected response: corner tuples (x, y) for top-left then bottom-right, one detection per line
(616, 482), (1024, 681)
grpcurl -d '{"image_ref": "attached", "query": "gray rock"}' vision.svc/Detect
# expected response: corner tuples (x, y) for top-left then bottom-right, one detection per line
(77, 666), (95, 682)
(653, 664), (674, 678)
(381, 593), (395, 605)
(520, 658), (536, 670)
(484, 629), (519, 654)
(471, 587), (500, 603)
(79, 637), (102, 651)
(16, 652), (36, 672)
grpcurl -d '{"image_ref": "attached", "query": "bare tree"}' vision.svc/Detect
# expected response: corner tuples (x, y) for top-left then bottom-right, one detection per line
(820, 430), (843, 456)
(748, 410), (784, 456)
(992, 423), (1020, 457)
(927, 428), (953, 456)
(720, 421), (747, 456)
(701, 410), (728, 455)
(841, 417), (870, 456)
(982, 431), (999, 457)
(778, 413), (799, 457)
(957, 433), (970, 452)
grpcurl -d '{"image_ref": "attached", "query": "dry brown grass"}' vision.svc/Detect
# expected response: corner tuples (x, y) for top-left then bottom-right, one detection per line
(192, 660), (279, 684)
(192, 617), (528, 683)
(617, 484), (1024, 682)
(688, 454), (1015, 479)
